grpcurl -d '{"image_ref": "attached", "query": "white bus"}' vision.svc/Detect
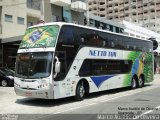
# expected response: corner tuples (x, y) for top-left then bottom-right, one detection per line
(14, 22), (154, 100)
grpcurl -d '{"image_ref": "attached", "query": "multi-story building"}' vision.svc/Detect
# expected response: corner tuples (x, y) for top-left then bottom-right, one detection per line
(84, 13), (124, 33)
(88, 0), (160, 33)
(0, 0), (86, 69)
(0, 0), (45, 69)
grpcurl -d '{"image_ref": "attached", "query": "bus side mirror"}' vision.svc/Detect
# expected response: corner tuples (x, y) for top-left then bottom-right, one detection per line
(54, 56), (61, 78)
(148, 38), (158, 50)
(55, 60), (61, 73)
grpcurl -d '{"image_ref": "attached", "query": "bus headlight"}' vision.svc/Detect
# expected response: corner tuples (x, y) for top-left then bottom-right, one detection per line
(42, 79), (47, 84)
(41, 78), (50, 88)
(40, 83), (49, 88)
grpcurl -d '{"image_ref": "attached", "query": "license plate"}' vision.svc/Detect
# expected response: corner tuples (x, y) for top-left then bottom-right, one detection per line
(25, 92), (32, 96)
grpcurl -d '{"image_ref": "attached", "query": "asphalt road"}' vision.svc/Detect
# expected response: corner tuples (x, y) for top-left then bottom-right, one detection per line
(16, 85), (160, 120)
(0, 74), (160, 120)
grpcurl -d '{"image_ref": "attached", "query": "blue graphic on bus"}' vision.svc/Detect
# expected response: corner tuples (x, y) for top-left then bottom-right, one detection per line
(89, 50), (117, 57)
(131, 53), (145, 78)
(91, 75), (115, 88)
(29, 31), (42, 43)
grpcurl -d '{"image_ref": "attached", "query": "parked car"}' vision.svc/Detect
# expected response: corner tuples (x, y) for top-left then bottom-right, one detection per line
(0, 68), (14, 87)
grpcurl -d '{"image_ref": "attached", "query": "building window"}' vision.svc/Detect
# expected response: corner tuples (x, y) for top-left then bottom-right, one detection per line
(17, 17), (24, 25)
(27, 22), (33, 27)
(5, 14), (13, 22)
(63, 8), (72, 23)
(27, 0), (41, 10)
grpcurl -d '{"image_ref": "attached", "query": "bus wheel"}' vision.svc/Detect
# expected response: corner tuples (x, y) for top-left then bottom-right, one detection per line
(139, 76), (144, 88)
(75, 82), (85, 101)
(131, 77), (137, 89)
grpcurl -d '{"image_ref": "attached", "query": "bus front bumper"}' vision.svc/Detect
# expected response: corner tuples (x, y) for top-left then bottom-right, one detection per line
(14, 86), (54, 99)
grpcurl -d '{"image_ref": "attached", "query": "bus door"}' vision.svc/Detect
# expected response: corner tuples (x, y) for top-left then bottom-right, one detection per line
(56, 51), (67, 77)
(53, 51), (70, 98)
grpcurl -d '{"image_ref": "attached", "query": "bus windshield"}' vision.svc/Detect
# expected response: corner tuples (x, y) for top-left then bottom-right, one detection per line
(15, 52), (53, 79)
(19, 25), (59, 48)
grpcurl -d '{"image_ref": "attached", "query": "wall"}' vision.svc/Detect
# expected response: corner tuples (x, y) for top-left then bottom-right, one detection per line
(2, 0), (26, 39)
(42, 0), (53, 22)
(72, 11), (84, 25)
(51, 4), (63, 22)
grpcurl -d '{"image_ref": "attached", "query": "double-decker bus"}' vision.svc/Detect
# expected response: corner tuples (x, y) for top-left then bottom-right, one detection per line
(14, 22), (154, 100)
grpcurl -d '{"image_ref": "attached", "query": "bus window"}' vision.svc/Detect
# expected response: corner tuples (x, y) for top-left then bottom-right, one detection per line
(114, 36), (123, 49)
(79, 59), (133, 77)
(111, 41), (115, 48)
(92, 60), (108, 75)
(121, 60), (133, 73)
(134, 39), (142, 51)
(94, 31), (106, 47)
(73, 27), (89, 46)
(124, 38), (133, 50)
(133, 45), (136, 50)
(99, 32), (109, 47)
(148, 41), (153, 52)
(143, 41), (151, 52)
(58, 26), (74, 44)
(138, 41), (145, 51)
(107, 34), (114, 48)
(79, 59), (91, 76)
(85, 30), (100, 46)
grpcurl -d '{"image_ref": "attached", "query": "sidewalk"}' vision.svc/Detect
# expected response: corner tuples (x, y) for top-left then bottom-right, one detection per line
(153, 74), (160, 85)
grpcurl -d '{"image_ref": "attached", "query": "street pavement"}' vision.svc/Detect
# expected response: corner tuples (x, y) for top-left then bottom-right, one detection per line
(0, 74), (160, 120)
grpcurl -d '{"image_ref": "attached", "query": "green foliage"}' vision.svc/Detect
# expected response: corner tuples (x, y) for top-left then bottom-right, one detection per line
(123, 51), (140, 86)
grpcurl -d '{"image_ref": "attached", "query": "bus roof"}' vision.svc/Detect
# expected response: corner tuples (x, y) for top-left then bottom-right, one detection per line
(28, 22), (152, 42)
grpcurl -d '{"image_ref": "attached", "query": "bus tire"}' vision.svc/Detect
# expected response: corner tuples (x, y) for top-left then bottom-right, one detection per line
(138, 75), (144, 88)
(75, 82), (85, 101)
(131, 77), (137, 89)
